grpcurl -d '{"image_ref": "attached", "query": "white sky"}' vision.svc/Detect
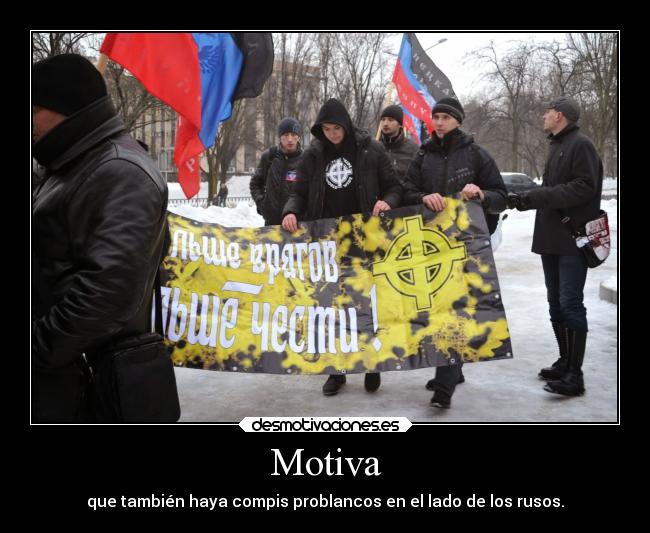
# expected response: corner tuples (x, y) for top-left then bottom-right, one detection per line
(386, 32), (569, 101)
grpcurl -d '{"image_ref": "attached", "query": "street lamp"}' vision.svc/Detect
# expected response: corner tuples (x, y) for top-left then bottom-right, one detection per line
(425, 38), (448, 52)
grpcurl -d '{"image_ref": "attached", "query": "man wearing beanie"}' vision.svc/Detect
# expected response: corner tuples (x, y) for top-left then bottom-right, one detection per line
(282, 98), (403, 397)
(403, 97), (507, 409)
(32, 54), (170, 422)
(379, 104), (419, 181)
(250, 117), (304, 225)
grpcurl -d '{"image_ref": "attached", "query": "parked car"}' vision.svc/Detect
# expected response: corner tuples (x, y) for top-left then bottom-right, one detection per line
(500, 172), (540, 194)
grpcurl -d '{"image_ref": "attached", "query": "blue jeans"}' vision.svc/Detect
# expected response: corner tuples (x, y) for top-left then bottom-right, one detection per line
(541, 254), (588, 332)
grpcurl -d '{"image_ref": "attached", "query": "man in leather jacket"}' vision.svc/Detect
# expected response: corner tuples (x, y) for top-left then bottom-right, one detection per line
(32, 54), (169, 422)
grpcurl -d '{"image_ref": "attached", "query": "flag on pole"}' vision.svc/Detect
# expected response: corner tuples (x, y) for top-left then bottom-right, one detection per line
(100, 33), (273, 199)
(392, 33), (457, 136)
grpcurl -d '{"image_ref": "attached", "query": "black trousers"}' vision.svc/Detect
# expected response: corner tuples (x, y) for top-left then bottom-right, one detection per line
(428, 362), (463, 396)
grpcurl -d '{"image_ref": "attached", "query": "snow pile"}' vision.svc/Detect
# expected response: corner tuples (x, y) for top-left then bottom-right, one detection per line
(602, 177), (618, 191)
(167, 182), (209, 200)
(167, 201), (264, 227)
(602, 275), (617, 291)
(225, 175), (253, 197)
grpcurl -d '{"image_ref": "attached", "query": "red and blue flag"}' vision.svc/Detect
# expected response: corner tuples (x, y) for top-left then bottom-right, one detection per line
(392, 33), (456, 138)
(100, 32), (273, 198)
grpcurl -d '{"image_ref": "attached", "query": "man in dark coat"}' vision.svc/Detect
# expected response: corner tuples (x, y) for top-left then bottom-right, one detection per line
(282, 98), (403, 396)
(403, 97), (508, 409)
(32, 54), (169, 422)
(250, 117), (304, 225)
(378, 104), (419, 180)
(508, 96), (603, 397)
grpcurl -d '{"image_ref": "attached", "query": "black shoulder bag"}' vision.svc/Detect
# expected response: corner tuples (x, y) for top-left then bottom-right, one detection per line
(92, 268), (181, 423)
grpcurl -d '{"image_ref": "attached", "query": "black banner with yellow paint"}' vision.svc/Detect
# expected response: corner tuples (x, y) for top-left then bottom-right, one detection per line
(161, 196), (512, 374)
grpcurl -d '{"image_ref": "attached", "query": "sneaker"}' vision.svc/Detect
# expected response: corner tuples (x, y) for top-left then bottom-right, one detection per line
(430, 390), (451, 409)
(364, 372), (381, 392)
(322, 374), (346, 396)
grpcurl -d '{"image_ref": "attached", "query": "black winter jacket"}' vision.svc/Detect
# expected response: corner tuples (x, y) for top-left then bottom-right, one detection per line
(283, 129), (403, 221)
(528, 124), (603, 255)
(403, 129), (507, 234)
(380, 128), (419, 180)
(32, 96), (168, 421)
(283, 98), (402, 221)
(250, 145), (303, 225)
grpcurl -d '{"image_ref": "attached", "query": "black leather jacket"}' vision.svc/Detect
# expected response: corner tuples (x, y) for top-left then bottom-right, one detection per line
(32, 96), (169, 371)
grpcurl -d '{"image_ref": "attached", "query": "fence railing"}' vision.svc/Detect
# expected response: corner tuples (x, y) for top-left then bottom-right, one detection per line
(167, 196), (254, 208)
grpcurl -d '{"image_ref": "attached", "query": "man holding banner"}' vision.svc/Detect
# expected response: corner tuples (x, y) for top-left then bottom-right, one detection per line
(282, 98), (403, 396)
(403, 97), (507, 408)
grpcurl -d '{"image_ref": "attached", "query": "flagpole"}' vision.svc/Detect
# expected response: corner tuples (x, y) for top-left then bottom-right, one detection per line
(96, 53), (109, 75)
(375, 81), (394, 141)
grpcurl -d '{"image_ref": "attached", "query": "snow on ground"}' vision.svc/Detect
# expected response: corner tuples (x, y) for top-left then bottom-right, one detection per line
(168, 182), (209, 200)
(603, 177), (618, 191)
(167, 199), (618, 423)
(168, 201), (263, 227)
(602, 275), (617, 291)
(225, 175), (253, 197)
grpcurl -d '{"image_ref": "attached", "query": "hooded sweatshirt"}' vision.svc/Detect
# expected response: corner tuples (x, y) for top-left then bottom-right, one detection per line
(310, 99), (360, 218)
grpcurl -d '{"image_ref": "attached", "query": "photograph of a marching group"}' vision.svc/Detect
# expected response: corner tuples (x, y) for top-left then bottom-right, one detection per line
(32, 31), (618, 424)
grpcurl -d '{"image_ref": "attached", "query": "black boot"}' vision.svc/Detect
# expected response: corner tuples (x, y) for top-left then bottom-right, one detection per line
(430, 390), (451, 409)
(323, 374), (346, 396)
(544, 329), (586, 396)
(539, 321), (569, 381)
(364, 372), (381, 392)
(426, 370), (464, 391)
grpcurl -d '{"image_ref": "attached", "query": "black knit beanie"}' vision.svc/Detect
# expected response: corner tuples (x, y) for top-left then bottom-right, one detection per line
(32, 54), (108, 116)
(278, 117), (302, 137)
(431, 97), (465, 124)
(380, 105), (404, 126)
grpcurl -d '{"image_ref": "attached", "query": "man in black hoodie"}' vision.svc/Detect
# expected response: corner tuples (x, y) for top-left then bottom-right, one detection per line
(282, 98), (403, 396)
(403, 97), (507, 409)
(508, 96), (603, 397)
(32, 54), (169, 422)
(250, 117), (304, 225)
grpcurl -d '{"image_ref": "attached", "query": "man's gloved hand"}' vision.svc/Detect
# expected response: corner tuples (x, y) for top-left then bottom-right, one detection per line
(507, 192), (532, 211)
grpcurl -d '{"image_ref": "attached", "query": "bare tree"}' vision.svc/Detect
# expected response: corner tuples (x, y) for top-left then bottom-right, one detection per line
(205, 100), (249, 199)
(471, 41), (539, 172)
(31, 32), (98, 62)
(261, 33), (321, 148)
(566, 33), (618, 158)
(325, 33), (393, 130)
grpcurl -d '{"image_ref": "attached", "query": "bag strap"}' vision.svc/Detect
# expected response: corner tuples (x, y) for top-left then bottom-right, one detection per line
(153, 222), (171, 335)
(154, 268), (163, 335)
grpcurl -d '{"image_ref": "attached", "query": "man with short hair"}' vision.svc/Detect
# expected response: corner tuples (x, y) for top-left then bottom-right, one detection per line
(508, 96), (604, 397)
(403, 97), (507, 409)
(250, 117), (304, 225)
(378, 104), (419, 180)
